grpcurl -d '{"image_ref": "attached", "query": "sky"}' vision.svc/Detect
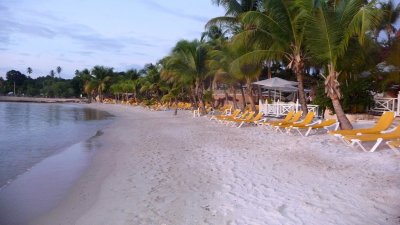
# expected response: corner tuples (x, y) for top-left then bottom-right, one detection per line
(0, 0), (225, 79)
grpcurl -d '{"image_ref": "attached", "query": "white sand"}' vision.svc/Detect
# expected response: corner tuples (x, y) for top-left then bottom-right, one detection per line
(33, 104), (400, 225)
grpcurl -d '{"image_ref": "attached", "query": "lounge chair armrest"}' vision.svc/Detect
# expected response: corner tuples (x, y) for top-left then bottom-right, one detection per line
(257, 118), (268, 123)
(381, 126), (397, 133)
(305, 120), (321, 127)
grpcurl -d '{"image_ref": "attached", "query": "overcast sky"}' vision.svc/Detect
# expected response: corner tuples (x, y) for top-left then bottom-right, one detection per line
(0, 0), (225, 79)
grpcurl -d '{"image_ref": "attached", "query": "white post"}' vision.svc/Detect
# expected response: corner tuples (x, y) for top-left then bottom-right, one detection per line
(295, 99), (299, 112)
(397, 91), (400, 116)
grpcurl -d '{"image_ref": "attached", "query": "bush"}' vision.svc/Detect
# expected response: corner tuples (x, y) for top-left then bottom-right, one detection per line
(313, 77), (373, 114)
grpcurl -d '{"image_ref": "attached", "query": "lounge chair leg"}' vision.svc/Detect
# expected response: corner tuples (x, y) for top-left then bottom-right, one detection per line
(387, 142), (400, 155)
(369, 138), (383, 152)
(305, 127), (312, 137)
(237, 122), (244, 128)
(285, 127), (291, 134)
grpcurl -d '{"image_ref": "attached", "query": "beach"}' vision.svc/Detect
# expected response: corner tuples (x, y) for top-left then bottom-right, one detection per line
(33, 103), (400, 225)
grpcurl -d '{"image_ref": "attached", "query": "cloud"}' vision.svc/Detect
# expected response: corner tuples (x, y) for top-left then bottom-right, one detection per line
(142, 0), (209, 23)
(71, 50), (95, 56)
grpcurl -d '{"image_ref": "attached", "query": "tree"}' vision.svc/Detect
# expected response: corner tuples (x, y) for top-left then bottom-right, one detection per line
(234, 0), (310, 114)
(302, 0), (382, 129)
(27, 67), (32, 76)
(50, 70), (55, 78)
(161, 39), (212, 114)
(91, 66), (113, 102)
(207, 0), (263, 36)
(56, 66), (62, 78)
(378, 0), (400, 46)
(6, 70), (27, 95)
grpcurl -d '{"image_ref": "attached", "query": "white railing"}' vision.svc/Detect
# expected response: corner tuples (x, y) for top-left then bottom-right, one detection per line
(370, 91), (400, 116)
(259, 99), (320, 117)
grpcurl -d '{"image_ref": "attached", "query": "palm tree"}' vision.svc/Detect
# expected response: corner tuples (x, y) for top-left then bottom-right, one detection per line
(56, 66), (62, 78)
(207, 0), (263, 36)
(209, 40), (241, 109)
(91, 66), (113, 102)
(378, 0), (400, 46)
(233, 0), (310, 114)
(27, 67), (32, 76)
(301, 0), (382, 129)
(50, 70), (55, 78)
(161, 40), (211, 114)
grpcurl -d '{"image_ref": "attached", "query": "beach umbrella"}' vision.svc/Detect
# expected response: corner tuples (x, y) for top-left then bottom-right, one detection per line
(253, 77), (298, 88)
(254, 77), (298, 101)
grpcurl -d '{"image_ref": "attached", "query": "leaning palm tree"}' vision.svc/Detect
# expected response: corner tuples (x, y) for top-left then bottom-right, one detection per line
(233, 0), (310, 114)
(301, 0), (382, 129)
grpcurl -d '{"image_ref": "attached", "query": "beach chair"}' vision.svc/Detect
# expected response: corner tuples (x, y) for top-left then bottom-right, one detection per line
(259, 111), (295, 129)
(342, 125), (400, 152)
(274, 111), (314, 133)
(269, 111), (303, 131)
(210, 109), (240, 121)
(386, 140), (400, 155)
(276, 111), (315, 133)
(291, 119), (339, 136)
(220, 110), (249, 124)
(236, 112), (264, 128)
(328, 111), (395, 138)
(226, 111), (255, 126)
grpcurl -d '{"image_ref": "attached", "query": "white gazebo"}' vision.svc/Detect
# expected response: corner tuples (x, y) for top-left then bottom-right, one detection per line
(253, 77), (320, 117)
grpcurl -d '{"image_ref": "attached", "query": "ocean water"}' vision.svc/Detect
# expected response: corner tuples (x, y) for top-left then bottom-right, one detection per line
(0, 102), (112, 188)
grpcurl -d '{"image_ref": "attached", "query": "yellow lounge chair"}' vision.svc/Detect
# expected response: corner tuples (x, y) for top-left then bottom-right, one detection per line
(259, 111), (295, 129)
(270, 111), (303, 131)
(386, 140), (400, 155)
(276, 111), (315, 133)
(226, 111), (255, 126)
(291, 119), (339, 136)
(328, 111), (395, 137)
(211, 109), (241, 121)
(342, 125), (400, 152)
(236, 112), (264, 128)
(221, 110), (250, 124)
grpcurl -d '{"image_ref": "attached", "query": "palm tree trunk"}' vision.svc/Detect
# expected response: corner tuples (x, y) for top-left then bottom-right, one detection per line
(325, 63), (353, 130)
(224, 89), (229, 107)
(331, 97), (352, 130)
(240, 83), (246, 110)
(231, 85), (238, 109)
(246, 80), (256, 111)
(293, 53), (308, 115)
(174, 97), (178, 116)
(195, 78), (206, 114)
(296, 73), (308, 114)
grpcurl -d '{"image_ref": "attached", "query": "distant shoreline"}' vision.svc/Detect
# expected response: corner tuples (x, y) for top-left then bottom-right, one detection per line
(0, 96), (85, 103)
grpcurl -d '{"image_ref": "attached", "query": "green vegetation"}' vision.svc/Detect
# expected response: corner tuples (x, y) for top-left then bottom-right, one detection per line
(1, 0), (399, 129)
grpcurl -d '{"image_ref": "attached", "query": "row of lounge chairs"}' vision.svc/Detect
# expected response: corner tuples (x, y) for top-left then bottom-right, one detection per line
(209, 108), (400, 155)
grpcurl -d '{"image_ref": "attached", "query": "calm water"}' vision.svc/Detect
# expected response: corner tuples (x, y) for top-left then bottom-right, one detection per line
(0, 102), (112, 188)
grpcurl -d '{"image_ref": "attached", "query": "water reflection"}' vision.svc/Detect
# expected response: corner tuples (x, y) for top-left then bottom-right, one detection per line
(0, 102), (113, 187)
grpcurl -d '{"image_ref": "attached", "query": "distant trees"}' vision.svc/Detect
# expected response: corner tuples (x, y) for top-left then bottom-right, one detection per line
(27, 67), (32, 76)
(56, 66), (62, 78)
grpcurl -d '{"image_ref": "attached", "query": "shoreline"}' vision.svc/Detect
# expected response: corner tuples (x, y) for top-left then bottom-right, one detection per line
(0, 96), (85, 103)
(32, 103), (400, 224)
